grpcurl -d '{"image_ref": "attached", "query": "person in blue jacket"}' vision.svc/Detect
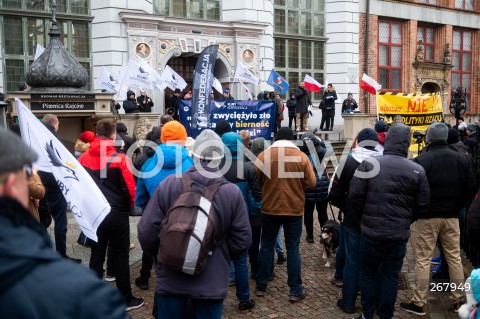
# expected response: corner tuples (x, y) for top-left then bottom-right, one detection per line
(134, 121), (193, 295)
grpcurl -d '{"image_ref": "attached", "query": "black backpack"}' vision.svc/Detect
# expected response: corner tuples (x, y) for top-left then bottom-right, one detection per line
(157, 174), (225, 275)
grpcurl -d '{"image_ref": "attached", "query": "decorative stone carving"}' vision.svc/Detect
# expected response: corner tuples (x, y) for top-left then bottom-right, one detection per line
(219, 44), (233, 64)
(415, 40), (424, 62)
(133, 118), (153, 140)
(238, 44), (259, 75)
(159, 40), (175, 55)
(131, 36), (156, 64)
(172, 47), (182, 57)
(444, 43), (451, 64)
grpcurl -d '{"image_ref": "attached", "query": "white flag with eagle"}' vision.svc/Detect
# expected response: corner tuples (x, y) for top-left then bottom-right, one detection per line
(16, 98), (110, 241)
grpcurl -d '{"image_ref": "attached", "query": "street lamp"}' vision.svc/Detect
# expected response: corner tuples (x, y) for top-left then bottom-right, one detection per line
(449, 87), (467, 124)
(0, 101), (8, 128)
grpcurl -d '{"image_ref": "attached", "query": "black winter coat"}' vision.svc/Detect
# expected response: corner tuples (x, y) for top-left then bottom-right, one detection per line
(413, 142), (476, 219)
(329, 147), (381, 229)
(323, 90), (337, 109)
(116, 122), (136, 153)
(303, 132), (329, 203)
(137, 95), (154, 112)
(286, 98), (297, 117)
(0, 197), (129, 319)
(349, 124), (430, 241)
(468, 193), (480, 247)
(123, 100), (140, 113)
(293, 86), (310, 113)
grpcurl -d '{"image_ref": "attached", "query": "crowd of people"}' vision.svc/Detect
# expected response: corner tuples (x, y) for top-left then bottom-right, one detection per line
(2, 101), (480, 319)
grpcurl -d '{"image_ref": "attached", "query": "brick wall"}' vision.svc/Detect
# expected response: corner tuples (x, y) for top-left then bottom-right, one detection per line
(359, 10), (480, 115)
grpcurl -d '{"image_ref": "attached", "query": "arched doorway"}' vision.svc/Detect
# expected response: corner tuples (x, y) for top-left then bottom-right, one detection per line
(421, 82), (441, 94)
(164, 54), (230, 99)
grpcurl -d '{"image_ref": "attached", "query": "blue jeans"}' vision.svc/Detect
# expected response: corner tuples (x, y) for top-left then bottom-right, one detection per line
(256, 215), (303, 296)
(275, 226), (284, 254)
(359, 235), (407, 319)
(334, 223), (346, 280)
(156, 294), (223, 319)
(228, 252), (250, 301)
(341, 225), (361, 311)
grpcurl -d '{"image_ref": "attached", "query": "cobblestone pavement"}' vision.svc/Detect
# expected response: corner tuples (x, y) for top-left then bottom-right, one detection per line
(54, 212), (460, 319)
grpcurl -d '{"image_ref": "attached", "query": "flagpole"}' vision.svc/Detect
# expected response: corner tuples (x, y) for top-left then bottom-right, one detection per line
(375, 90), (379, 121)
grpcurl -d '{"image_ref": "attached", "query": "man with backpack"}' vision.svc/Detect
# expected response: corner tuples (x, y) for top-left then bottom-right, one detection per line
(138, 129), (252, 318)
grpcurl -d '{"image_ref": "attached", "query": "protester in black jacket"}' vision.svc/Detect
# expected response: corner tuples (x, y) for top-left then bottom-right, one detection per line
(329, 128), (381, 313)
(468, 193), (480, 248)
(0, 129), (129, 319)
(286, 93), (297, 130)
(400, 122), (476, 316)
(322, 83), (337, 131)
(136, 89), (154, 113)
(293, 82), (310, 131)
(349, 124), (430, 319)
(123, 90), (141, 113)
(302, 132), (331, 243)
(116, 122), (136, 154)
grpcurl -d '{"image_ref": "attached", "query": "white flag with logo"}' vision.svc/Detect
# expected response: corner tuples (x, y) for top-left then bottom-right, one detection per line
(123, 59), (154, 90)
(234, 63), (259, 85)
(34, 44), (45, 61)
(159, 65), (187, 91)
(95, 67), (121, 93)
(16, 99), (111, 241)
(212, 77), (223, 94)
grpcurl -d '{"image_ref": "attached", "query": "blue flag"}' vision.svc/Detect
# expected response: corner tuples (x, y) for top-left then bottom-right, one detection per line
(267, 69), (290, 95)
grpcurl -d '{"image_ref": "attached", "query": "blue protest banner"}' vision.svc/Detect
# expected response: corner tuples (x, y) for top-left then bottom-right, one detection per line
(267, 70), (290, 95)
(179, 100), (275, 140)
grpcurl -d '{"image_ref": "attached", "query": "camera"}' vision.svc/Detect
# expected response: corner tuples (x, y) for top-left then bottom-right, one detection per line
(413, 132), (425, 144)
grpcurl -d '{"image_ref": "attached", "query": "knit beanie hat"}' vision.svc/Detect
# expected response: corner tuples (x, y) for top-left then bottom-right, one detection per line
(78, 131), (95, 143)
(467, 123), (478, 133)
(275, 127), (294, 141)
(161, 121), (187, 144)
(214, 120), (232, 137)
(447, 128), (460, 145)
(357, 128), (379, 144)
(426, 122), (448, 143)
(192, 129), (224, 161)
(374, 120), (388, 133)
(0, 128), (37, 175)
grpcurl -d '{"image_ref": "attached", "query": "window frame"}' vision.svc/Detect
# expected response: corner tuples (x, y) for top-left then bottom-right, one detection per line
(154, 0), (221, 21)
(377, 20), (403, 92)
(1, 15), (92, 91)
(417, 25), (435, 63)
(451, 29), (472, 108)
(454, 0), (475, 10)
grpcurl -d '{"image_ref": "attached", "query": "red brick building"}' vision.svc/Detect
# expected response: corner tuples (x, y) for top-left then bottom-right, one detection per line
(359, 0), (480, 116)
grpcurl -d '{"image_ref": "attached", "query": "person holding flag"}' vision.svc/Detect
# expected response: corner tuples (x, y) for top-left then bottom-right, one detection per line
(293, 81), (311, 132)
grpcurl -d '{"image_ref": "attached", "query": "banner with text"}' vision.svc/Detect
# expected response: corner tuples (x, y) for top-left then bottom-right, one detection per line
(377, 92), (444, 156)
(179, 100), (275, 139)
(191, 45), (218, 129)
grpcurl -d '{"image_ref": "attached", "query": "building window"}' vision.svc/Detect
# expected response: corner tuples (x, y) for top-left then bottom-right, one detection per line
(154, 0), (220, 21)
(452, 29), (472, 107)
(378, 21), (402, 91)
(2, 15), (91, 91)
(274, 0), (325, 99)
(455, 0), (475, 10)
(419, 0), (437, 4)
(417, 26), (435, 62)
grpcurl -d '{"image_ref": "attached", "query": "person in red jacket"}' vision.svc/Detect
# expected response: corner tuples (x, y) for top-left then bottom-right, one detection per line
(78, 118), (143, 311)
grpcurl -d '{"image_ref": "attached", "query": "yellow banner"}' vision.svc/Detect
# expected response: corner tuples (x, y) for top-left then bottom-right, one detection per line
(377, 92), (444, 156)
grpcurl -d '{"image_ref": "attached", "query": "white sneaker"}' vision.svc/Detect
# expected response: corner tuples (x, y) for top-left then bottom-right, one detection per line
(104, 275), (116, 282)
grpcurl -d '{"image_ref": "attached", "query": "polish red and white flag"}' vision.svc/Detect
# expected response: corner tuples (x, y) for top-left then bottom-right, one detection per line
(360, 73), (382, 95)
(303, 74), (324, 92)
